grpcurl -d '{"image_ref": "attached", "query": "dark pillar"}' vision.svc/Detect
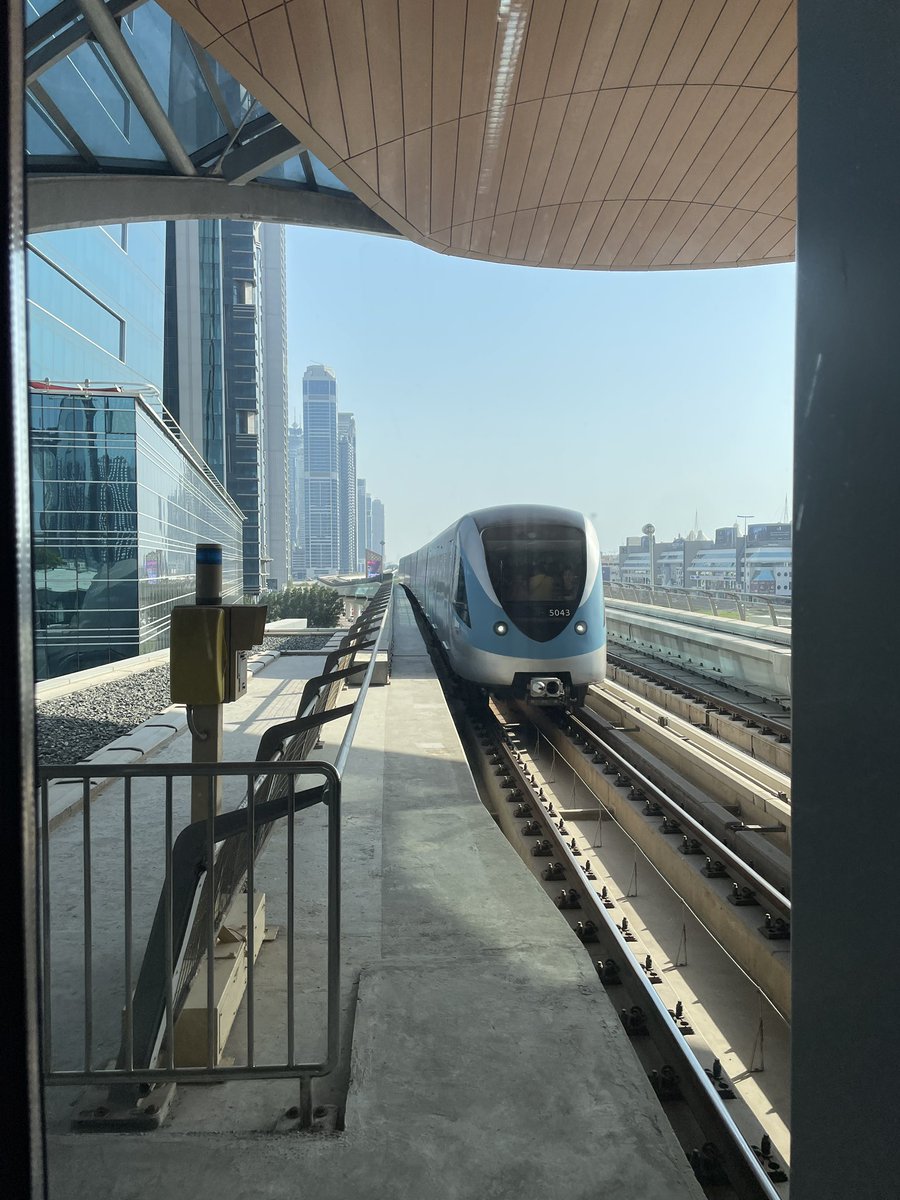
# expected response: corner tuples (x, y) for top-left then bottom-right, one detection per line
(794, 4), (900, 1196)
(0, 2), (45, 1196)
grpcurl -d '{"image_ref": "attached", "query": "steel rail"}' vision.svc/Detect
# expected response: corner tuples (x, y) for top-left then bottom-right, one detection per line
(564, 709), (791, 919)
(606, 652), (792, 741)
(488, 722), (785, 1200)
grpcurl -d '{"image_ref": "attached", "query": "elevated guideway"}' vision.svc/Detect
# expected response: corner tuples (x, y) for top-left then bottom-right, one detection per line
(605, 598), (792, 706)
(42, 591), (701, 1200)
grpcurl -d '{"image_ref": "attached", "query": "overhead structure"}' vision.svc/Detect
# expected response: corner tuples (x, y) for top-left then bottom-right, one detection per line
(155, 0), (797, 270)
(24, 0), (397, 236)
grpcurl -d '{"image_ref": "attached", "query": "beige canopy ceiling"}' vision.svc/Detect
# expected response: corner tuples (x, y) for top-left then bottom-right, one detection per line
(160, 0), (796, 270)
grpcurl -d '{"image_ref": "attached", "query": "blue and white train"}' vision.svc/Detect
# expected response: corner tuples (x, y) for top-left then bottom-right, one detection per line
(399, 504), (606, 706)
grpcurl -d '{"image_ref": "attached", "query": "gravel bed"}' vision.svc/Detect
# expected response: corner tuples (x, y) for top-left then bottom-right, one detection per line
(36, 665), (174, 766)
(261, 632), (334, 651)
(36, 635), (337, 766)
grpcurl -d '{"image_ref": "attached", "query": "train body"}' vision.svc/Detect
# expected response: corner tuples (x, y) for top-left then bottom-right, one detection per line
(399, 504), (606, 705)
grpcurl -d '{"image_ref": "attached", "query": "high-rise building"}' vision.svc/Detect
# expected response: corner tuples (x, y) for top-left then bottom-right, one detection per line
(26, 222), (244, 679)
(338, 412), (357, 574)
(372, 497), (385, 563)
(165, 219), (289, 594)
(163, 219), (226, 485)
(260, 224), (289, 589)
(221, 220), (266, 595)
(365, 492), (373, 559)
(288, 420), (305, 578)
(303, 364), (340, 575)
(356, 477), (367, 573)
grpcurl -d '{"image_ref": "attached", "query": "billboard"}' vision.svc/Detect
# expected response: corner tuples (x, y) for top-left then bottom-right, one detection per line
(747, 522), (791, 547)
(715, 526), (736, 548)
(365, 549), (383, 579)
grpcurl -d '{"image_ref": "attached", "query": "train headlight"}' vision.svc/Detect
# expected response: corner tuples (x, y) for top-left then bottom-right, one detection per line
(574, 620), (588, 635)
(493, 621), (508, 636)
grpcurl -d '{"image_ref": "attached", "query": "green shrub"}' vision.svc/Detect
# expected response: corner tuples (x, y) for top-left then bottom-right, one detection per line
(266, 583), (344, 627)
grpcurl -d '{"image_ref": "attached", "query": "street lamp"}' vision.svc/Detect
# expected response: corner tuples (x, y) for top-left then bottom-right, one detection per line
(736, 515), (754, 592)
(642, 523), (656, 589)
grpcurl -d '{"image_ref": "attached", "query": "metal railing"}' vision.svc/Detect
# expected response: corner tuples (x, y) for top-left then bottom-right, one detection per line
(38, 582), (393, 1124)
(605, 583), (790, 627)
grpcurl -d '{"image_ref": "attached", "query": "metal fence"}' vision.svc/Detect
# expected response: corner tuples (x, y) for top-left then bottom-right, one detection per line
(604, 583), (790, 627)
(37, 582), (393, 1126)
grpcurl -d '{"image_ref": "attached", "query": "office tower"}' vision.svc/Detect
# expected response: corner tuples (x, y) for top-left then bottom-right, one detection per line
(357, 477), (367, 573)
(260, 223), (289, 589)
(338, 412), (357, 574)
(303, 364), (340, 575)
(288, 420), (305, 578)
(25, 221), (244, 679)
(221, 219), (266, 595)
(365, 492), (373, 558)
(163, 219), (226, 485)
(372, 497), (385, 562)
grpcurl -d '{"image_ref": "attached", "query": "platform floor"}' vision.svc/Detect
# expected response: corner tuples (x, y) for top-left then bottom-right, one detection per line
(45, 592), (702, 1199)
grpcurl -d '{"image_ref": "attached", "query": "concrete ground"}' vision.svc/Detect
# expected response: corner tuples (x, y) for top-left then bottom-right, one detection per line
(43, 592), (702, 1199)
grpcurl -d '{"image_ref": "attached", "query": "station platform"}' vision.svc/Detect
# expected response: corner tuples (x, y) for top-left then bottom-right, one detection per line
(45, 592), (702, 1200)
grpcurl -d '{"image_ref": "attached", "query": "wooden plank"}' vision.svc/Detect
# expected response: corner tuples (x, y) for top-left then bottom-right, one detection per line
(362, 0), (404, 144)
(743, 7), (796, 88)
(602, 1), (663, 89)
(538, 92), (598, 207)
(327, 0), (377, 157)
(631, 0), (695, 88)
(688, 0), (757, 84)
(174, 893), (266, 1069)
(452, 111), (487, 227)
(659, 0), (728, 85)
(573, 0), (629, 92)
(518, 95), (569, 210)
(430, 120), (459, 234)
(583, 87), (653, 202)
(251, 5), (308, 120)
(398, 0), (433, 135)
(516, 0), (564, 104)
(287, 0), (348, 159)
(546, 1), (601, 97)
(715, 0), (792, 86)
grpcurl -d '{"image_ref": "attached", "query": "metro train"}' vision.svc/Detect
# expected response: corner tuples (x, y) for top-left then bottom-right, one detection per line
(399, 504), (606, 705)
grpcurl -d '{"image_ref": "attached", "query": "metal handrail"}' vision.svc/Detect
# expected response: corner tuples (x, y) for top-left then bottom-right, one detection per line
(38, 582), (394, 1107)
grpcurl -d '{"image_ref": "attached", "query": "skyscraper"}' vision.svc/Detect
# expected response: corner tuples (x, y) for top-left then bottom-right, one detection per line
(372, 497), (385, 563)
(260, 224), (289, 589)
(221, 220), (266, 595)
(356, 477), (367, 573)
(338, 412), (357, 574)
(303, 364), (340, 575)
(288, 420), (305, 578)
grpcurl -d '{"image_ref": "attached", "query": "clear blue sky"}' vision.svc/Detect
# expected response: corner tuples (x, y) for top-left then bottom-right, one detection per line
(286, 227), (795, 561)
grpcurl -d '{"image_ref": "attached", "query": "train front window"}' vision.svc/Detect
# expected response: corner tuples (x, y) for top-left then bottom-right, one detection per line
(482, 522), (586, 642)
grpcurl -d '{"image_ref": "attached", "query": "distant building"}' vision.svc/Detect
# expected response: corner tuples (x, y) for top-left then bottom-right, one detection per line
(288, 421), (304, 578)
(371, 498), (385, 561)
(356, 477), (367, 573)
(338, 412), (357, 573)
(260, 224), (289, 589)
(365, 492), (373, 558)
(303, 364), (340, 575)
(30, 383), (243, 681)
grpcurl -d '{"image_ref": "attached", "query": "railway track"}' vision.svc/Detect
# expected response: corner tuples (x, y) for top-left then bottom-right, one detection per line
(451, 691), (789, 1200)
(605, 650), (791, 773)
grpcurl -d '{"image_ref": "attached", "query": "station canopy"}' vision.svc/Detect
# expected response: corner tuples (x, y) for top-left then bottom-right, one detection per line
(26, 0), (796, 270)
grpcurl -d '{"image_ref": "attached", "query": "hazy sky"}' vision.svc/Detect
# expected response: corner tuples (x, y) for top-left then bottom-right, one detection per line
(286, 227), (795, 560)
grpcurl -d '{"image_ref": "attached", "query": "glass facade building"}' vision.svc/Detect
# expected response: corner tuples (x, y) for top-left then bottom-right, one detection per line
(338, 411), (357, 574)
(30, 384), (243, 681)
(303, 364), (340, 575)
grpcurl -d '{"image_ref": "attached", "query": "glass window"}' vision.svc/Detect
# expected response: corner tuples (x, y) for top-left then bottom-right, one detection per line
(482, 520), (586, 643)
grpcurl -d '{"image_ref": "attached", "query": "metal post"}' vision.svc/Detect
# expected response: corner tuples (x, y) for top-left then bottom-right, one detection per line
(2, 0), (46, 1192)
(794, 4), (900, 1195)
(191, 544), (224, 823)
